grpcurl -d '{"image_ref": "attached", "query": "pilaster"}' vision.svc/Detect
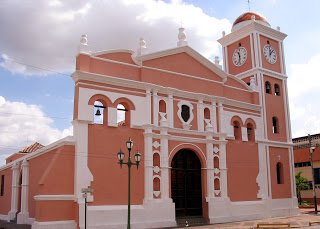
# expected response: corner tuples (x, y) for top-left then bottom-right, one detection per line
(8, 162), (20, 221)
(152, 90), (159, 126)
(219, 140), (228, 198)
(17, 159), (29, 224)
(168, 94), (174, 128)
(206, 135), (214, 198)
(197, 100), (204, 131)
(160, 128), (170, 200)
(143, 127), (153, 202)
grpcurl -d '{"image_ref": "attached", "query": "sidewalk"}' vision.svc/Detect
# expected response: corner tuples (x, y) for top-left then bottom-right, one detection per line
(187, 208), (320, 229)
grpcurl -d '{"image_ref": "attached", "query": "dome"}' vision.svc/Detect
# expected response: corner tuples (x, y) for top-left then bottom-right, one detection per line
(232, 12), (270, 31)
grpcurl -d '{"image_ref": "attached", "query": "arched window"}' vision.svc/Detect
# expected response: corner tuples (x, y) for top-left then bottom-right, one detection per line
(247, 123), (255, 141)
(272, 116), (279, 134)
(274, 84), (280, 96)
(159, 100), (166, 113)
(117, 104), (127, 126)
(265, 81), (271, 94)
(204, 108), (210, 119)
(276, 162), (284, 184)
(233, 121), (242, 140)
(94, 101), (105, 124)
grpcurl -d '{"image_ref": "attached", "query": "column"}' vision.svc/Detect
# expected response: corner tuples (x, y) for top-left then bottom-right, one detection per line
(146, 89), (152, 125)
(217, 102), (223, 133)
(152, 90), (159, 126)
(168, 94), (174, 128)
(160, 128), (170, 200)
(17, 159), (29, 224)
(219, 141), (228, 199)
(144, 127), (153, 202)
(197, 100), (204, 131)
(211, 101), (217, 133)
(8, 163), (19, 221)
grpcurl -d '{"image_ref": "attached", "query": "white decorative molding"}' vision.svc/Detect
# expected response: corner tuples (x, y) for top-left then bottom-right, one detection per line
(34, 195), (75, 201)
(152, 141), (160, 149)
(153, 166), (160, 174)
(214, 190), (221, 196)
(153, 191), (161, 197)
(214, 168), (220, 175)
(213, 146), (219, 154)
(32, 220), (77, 229)
(159, 112), (168, 127)
(204, 119), (214, 132)
(177, 100), (194, 130)
(17, 159), (29, 224)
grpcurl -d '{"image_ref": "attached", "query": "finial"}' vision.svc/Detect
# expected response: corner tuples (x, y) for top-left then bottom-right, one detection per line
(137, 37), (147, 56)
(177, 27), (188, 47)
(214, 56), (220, 65)
(222, 31), (226, 37)
(247, 0), (251, 12)
(78, 34), (89, 54)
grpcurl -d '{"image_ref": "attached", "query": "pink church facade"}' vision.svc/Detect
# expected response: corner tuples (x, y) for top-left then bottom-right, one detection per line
(0, 12), (298, 228)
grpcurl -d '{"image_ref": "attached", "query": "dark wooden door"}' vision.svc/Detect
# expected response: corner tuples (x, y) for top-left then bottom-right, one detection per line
(171, 150), (202, 217)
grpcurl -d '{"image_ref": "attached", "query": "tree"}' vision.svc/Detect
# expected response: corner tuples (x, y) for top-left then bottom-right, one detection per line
(295, 171), (309, 205)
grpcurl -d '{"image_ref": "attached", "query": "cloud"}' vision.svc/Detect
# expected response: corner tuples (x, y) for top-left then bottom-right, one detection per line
(0, 0), (231, 75)
(288, 54), (320, 137)
(0, 96), (73, 165)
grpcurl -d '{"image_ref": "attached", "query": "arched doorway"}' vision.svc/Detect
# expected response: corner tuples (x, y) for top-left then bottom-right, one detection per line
(171, 149), (202, 217)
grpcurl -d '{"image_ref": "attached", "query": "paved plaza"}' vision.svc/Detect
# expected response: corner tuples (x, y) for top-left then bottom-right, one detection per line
(187, 208), (320, 229)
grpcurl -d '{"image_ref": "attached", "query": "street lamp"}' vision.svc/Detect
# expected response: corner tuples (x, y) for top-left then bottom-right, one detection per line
(117, 138), (142, 229)
(308, 134), (318, 214)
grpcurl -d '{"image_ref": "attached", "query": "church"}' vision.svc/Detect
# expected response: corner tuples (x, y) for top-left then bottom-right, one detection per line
(0, 11), (299, 229)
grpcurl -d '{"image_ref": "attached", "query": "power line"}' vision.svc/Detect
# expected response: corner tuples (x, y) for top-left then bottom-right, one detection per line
(0, 52), (73, 77)
(0, 111), (71, 120)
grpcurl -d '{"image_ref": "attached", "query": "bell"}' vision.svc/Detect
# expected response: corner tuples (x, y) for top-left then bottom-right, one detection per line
(95, 108), (101, 116)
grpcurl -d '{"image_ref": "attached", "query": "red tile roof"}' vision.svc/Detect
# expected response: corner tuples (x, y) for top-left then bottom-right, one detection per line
(20, 142), (44, 153)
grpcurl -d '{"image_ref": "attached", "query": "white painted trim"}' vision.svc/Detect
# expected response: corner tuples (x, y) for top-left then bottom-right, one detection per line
(177, 100), (194, 129)
(218, 22), (287, 46)
(92, 49), (134, 57)
(168, 143), (206, 162)
(32, 220), (77, 229)
(34, 195), (75, 201)
(0, 214), (8, 221)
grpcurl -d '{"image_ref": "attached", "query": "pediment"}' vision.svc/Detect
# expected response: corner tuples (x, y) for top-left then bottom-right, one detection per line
(138, 46), (227, 83)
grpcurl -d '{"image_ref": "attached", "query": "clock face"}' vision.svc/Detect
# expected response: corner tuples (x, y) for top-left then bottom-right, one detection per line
(263, 44), (277, 64)
(232, 47), (247, 66)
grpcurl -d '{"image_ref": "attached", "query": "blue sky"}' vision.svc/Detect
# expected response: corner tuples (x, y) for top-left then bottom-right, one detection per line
(0, 0), (320, 164)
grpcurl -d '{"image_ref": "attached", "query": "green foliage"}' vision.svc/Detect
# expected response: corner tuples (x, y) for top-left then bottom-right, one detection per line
(295, 171), (310, 205)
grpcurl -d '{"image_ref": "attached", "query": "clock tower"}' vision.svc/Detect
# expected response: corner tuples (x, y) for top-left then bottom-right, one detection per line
(218, 12), (296, 203)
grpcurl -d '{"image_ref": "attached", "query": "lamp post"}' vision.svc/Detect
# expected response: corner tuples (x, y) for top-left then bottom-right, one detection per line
(81, 187), (93, 229)
(117, 138), (142, 229)
(308, 134), (318, 214)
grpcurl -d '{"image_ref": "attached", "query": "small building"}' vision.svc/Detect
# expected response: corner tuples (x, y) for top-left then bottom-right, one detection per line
(293, 134), (320, 203)
(0, 11), (298, 229)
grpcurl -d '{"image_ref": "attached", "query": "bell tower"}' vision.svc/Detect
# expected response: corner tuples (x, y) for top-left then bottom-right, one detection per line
(218, 11), (290, 143)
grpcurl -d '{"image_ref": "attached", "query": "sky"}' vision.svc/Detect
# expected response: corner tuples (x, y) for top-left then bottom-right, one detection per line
(0, 0), (320, 165)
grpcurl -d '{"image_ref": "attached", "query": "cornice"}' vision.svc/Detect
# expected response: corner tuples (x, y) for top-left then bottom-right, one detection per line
(218, 21), (287, 46)
(73, 71), (261, 111)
